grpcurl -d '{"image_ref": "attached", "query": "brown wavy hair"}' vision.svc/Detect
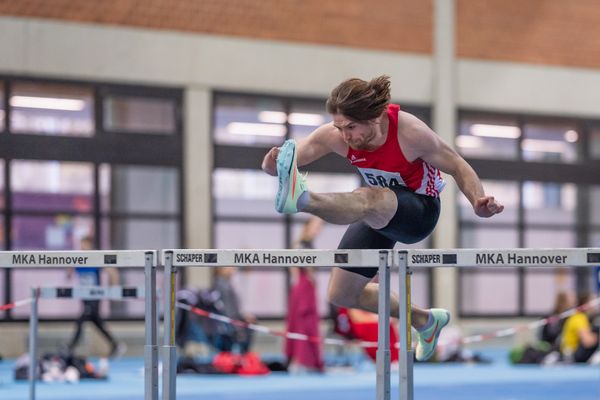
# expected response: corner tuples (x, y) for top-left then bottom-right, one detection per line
(326, 75), (391, 121)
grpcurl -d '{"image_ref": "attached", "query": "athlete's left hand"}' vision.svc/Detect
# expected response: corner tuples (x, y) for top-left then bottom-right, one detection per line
(474, 196), (504, 218)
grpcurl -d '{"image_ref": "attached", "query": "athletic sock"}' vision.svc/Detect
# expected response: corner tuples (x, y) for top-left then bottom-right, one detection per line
(417, 311), (434, 332)
(297, 191), (310, 211)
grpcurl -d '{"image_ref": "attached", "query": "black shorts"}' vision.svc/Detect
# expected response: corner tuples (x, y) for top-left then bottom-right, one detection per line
(339, 185), (440, 278)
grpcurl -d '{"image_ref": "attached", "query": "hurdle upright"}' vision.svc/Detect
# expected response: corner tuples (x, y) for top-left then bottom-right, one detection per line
(396, 247), (600, 400)
(0, 250), (159, 400)
(161, 249), (391, 400)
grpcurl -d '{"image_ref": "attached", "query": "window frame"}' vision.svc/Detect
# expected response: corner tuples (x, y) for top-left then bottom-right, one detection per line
(0, 75), (184, 322)
(458, 108), (600, 318)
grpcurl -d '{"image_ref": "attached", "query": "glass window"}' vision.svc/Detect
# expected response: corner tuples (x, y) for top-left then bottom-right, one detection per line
(461, 269), (519, 314)
(590, 185), (600, 225)
(0, 82), (5, 131)
(10, 82), (94, 136)
(0, 160), (4, 210)
(461, 227), (519, 249)
(289, 100), (329, 140)
(213, 168), (280, 217)
(215, 221), (286, 317)
(524, 229), (576, 248)
(107, 268), (169, 318)
(11, 269), (81, 318)
(11, 160), (94, 212)
(459, 180), (519, 224)
(12, 215), (94, 250)
(391, 271), (430, 309)
(524, 268), (575, 314)
(103, 218), (179, 249)
(215, 221), (285, 249)
(591, 230), (600, 247)
(100, 164), (179, 214)
(523, 182), (576, 225)
(232, 270), (287, 316)
(291, 220), (348, 249)
(456, 115), (519, 159)
(313, 270), (333, 317)
(0, 269), (4, 318)
(460, 227), (519, 315)
(522, 122), (578, 163)
(103, 95), (177, 134)
(214, 95), (286, 146)
(0, 215), (4, 249)
(590, 126), (600, 160)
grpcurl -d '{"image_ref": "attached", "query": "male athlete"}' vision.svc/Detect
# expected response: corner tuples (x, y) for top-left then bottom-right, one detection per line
(261, 76), (504, 361)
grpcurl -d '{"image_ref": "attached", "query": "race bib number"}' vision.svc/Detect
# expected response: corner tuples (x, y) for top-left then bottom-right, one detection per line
(358, 168), (406, 188)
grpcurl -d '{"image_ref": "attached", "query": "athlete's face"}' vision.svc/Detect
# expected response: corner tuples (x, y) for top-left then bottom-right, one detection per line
(333, 114), (379, 150)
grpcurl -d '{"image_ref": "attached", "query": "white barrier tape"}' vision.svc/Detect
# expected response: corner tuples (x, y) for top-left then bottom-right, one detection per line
(178, 298), (600, 351)
(15, 298), (34, 307)
(0, 297), (33, 311)
(287, 333), (309, 341)
(247, 324), (271, 334)
(439, 297), (600, 347)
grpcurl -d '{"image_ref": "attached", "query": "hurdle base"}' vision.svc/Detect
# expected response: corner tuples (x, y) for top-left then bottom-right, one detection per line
(162, 346), (177, 400)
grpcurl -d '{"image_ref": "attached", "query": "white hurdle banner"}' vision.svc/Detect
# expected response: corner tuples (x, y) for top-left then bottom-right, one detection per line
(169, 248), (383, 267)
(162, 247), (600, 400)
(0, 250), (149, 268)
(39, 286), (145, 300)
(0, 250), (159, 400)
(406, 247), (600, 268)
(394, 247), (600, 400)
(161, 249), (391, 400)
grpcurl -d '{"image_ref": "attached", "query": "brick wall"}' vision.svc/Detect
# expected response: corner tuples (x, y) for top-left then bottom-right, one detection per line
(458, 0), (600, 70)
(0, 0), (433, 54)
(2, 0), (600, 69)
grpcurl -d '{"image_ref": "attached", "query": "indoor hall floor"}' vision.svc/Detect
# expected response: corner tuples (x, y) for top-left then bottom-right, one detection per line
(0, 350), (598, 400)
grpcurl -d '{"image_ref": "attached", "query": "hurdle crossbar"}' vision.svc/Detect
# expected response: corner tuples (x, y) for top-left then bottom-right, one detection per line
(395, 247), (600, 400)
(161, 249), (391, 400)
(406, 247), (600, 268)
(38, 286), (145, 300)
(0, 250), (159, 400)
(168, 248), (383, 267)
(0, 250), (149, 268)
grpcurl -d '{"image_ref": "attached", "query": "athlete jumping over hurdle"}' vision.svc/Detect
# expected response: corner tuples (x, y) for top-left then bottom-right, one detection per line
(261, 75), (504, 361)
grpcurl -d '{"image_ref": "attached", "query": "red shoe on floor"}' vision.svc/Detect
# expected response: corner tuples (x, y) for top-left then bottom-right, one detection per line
(237, 352), (270, 375)
(212, 352), (241, 374)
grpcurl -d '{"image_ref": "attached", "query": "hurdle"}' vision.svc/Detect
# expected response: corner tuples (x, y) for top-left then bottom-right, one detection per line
(28, 285), (146, 398)
(0, 250), (158, 400)
(161, 249), (391, 400)
(396, 247), (600, 400)
(162, 247), (600, 400)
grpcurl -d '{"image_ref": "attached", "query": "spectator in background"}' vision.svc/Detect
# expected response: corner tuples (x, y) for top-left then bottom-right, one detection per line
(211, 266), (255, 355)
(209, 266), (270, 375)
(509, 291), (576, 365)
(540, 291), (573, 351)
(67, 236), (125, 358)
(285, 216), (325, 373)
(561, 292), (599, 363)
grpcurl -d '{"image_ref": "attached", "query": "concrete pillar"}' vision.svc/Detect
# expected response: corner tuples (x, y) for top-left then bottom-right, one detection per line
(432, 0), (458, 317)
(183, 87), (212, 287)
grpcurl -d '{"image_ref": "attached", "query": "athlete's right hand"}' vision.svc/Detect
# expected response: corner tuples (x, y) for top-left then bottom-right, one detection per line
(261, 146), (280, 176)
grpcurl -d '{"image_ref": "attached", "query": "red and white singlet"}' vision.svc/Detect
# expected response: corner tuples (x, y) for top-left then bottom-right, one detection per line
(346, 104), (445, 197)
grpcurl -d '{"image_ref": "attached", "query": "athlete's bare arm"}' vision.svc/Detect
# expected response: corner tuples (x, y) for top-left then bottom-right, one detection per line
(398, 111), (504, 218)
(261, 123), (347, 176)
